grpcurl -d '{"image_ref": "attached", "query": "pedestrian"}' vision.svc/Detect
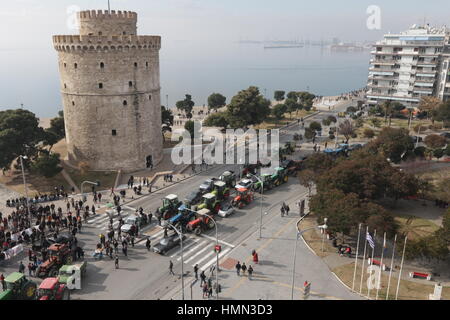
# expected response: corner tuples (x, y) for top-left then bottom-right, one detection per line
(208, 285), (213, 298)
(280, 206), (285, 217)
(285, 204), (290, 215)
(28, 262), (33, 277)
(241, 262), (247, 275)
(202, 283), (208, 299)
(98, 193), (102, 202)
(19, 261), (25, 273)
(158, 215), (162, 226)
(200, 271), (206, 287)
(115, 255), (119, 269)
(130, 236), (135, 247)
(0, 274), (6, 291)
(194, 264), (199, 280)
(145, 238), (151, 251)
(235, 261), (241, 276)
(248, 265), (253, 280)
(169, 260), (175, 275)
(252, 250), (259, 264)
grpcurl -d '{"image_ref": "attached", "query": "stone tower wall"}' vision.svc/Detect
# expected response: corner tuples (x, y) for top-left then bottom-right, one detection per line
(78, 10), (137, 36)
(53, 11), (163, 171)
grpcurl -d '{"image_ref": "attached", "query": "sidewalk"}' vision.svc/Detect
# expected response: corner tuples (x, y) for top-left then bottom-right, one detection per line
(162, 195), (362, 300)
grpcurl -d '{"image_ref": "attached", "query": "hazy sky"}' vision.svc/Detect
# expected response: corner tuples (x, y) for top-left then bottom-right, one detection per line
(2, 0), (450, 49)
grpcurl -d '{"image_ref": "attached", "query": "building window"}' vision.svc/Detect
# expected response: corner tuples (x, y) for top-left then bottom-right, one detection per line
(74, 63), (78, 69)
(134, 62), (138, 68)
(99, 83), (103, 89)
(149, 95), (152, 100)
(112, 130), (117, 136)
(99, 31), (102, 36)
(129, 81), (133, 87)
(64, 83), (67, 89)
(123, 32), (126, 35)
(100, 62), (105, 69)
(64, 63), (67, 68)
(123, 100), (128, 106)
(146, 62), (149, 68)
(72, 101), (75, 106)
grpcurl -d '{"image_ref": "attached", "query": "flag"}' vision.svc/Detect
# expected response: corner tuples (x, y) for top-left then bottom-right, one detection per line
(366, 232), (375, 249)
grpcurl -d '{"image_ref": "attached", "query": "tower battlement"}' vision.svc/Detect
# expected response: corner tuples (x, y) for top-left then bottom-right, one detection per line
(52, 35), (161, 52)
(78, 10), (138, 36)
(78, 10), (137, 20)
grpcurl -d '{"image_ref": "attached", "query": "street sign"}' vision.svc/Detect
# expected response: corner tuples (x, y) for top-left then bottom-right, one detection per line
(303, 281), (311, 300)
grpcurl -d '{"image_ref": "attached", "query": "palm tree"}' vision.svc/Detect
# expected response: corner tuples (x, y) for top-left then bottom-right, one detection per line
(382, 100), (392, 126)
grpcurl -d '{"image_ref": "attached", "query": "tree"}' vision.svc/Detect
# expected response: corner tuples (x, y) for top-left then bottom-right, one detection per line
(419, 96), (441, 124)
(274, 90), (285, 101)
(338, 119), (356, 143)
(207, 93), (226, 111)
(286, 91), (298, 101)
(30, 152), (63, 178)
(424, 134), (447, 149)
(363, 128), (375, 139)
(366, 127), (414, 163)
(41, 130), (60, 152)
(327, 115), (337, 124)
(346, 106), (357, 113)
(48, 112), (65, 140)
(0, 109), (44, 171)
(226, 86), (271, 128)
(285, 99), (298, 119)
(304, 153), (335, 177)
(435, 101), (450, 127)
(176, 94), (195, 115)
(381, 100), (392, 125)
(161, 106), (174, 140)
(298, 169), (315, 197)
(297, 92), (315, 109)
(369, 118), (381, 128)
(203, 112), (229, 130)
(304, 128), (316, 140)
(309, 121), (322, 132)
(322, 118), (331, 127)
(271, 104), (287, 120)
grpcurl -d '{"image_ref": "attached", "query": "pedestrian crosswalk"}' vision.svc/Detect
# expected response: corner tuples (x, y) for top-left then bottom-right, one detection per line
(85, 205), (136, 231)
(141, 227), (233, 272)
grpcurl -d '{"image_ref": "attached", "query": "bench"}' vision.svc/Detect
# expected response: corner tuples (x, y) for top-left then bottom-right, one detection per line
(368, 258), (386, 271)
(409, 272), (431, 281)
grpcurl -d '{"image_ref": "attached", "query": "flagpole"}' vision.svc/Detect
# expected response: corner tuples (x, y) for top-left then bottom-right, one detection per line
(375, 232), (386, 300)
(359, 226), (369, 294)
(395, 236), (407, 300)
(386, 234), (397, 300)
(367, 229), (376, 299)
(352, 223), (362, 291)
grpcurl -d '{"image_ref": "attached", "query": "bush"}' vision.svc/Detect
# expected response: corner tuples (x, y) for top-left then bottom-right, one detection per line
(322, 118), (331, 126)
(355, 118), (364, 128)
(445, 145), (450, 156)
(304, 128), (316, 140)
(363, 128), (375, 138)
(429, 123), (443, 130)
(309, 121), (322, 132)
(433, 148), (444, 159)
(414, 146), (426, 158)
(424, 134), (447, 149)
(413, 124), (428, 133)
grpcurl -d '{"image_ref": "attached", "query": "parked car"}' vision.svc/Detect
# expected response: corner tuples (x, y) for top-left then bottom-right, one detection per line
(120, 216), (143, 234)
(199, 179), (217, 193)
(410, 136), (423, 143)
(235, 178), (254, 190)
(184, 190), (203, 208)
(152, 233), (186, 255)
(218, 202), (235, 218)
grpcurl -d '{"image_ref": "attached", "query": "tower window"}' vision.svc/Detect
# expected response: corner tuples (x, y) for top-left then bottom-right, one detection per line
(112, 130), (117, 136)
(123, 32), (126, 35)
(64, 83), (67, 89)
(99, 83), (103, 89)
(134, 62), (138, 68)
(98, 31), (102, 36)
(74, 63), (78, 69)
(146, 62), (149, 68)
(149, 95), (152, 100)
(129, 81), (133, 87)
(100, 62), (105, 69)
(123, 100), (128, 106)
(64, 63), (67, 68)
(72, 101), (75, 106)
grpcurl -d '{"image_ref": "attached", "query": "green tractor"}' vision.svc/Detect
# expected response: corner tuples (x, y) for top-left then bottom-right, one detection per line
(156, 194), (183, 220)
(211, 181), (230, 201)
(252, 173), (274, 193)
(219, 171), (236, 188)
(0, 272), (37, 300)
(196, 193), (221, 214)
(271, 167), (289, 187)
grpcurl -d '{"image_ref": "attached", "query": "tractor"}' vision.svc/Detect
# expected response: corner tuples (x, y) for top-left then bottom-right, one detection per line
(196, 193), (221, 214)
(252, 173), (273, 193)
(271, 167), (289, 187)
(37, 277), (70, 300)
(232, 188), (254, 208)
(185, 208), (215, 236)
(219, 171), (236, 188)
(242, 163), (260, 176)
(164, 204), (197, 230)
(211, 181), (230, 201)
(281, 159), (304, 176)
(156, 194), (183, 220)
(35, 243), (74, 278)
(0, 272), (37, 300)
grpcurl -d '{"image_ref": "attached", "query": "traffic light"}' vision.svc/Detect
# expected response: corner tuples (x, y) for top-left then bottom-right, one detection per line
(214, 245), (222, 253)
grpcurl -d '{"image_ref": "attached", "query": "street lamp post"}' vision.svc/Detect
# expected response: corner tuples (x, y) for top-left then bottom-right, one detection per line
(195, 209), (220, 300)
(168, 222), (185, 300)
(291, 217), (327, 300)
(19, 155), (30, 215)
(80, 180), (100, 202)
(247, 173), (264, 239)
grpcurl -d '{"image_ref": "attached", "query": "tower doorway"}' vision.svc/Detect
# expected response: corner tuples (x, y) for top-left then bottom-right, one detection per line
(146, 155), (153, 169)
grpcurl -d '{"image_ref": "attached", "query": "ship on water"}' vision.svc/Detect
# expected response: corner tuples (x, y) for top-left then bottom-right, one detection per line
(263, 44), (304, 49)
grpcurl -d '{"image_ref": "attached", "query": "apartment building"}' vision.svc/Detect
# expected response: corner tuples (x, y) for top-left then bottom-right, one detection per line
(366, 24), (450, 109)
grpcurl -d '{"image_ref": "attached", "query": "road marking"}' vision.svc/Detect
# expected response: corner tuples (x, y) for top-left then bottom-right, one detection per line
(171, 237), (201, 258)
(201, 234), (235, 248)
(183, 243), (211, 263)
(192, 250), (215, 266)
(200, 248), (231, 271)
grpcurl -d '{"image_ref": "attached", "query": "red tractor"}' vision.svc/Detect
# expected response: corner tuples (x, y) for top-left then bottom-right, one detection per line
(37, 277), (70, 300)
(36, 243), (73, 278)
(232, 188), (254, 209)
(186, 209), (215, 236)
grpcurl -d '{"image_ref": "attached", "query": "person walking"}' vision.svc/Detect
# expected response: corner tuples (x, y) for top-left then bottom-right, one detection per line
(252, 250), (259, 264)
(115, 255), (119, 269)
(202, 283), (208, 299)
(285, 204), (290, 216)
(169, 260), (175, 275)
(248, 265), (254, 280)
(200, 271), (206, 287)
(145, 238), (151, 251)
(0, 274), (6, 291)
(280, 205), (285, 217)
(19, 261), (25, 274)
(241, 262), (247, 275)
(194, 264), (199, 280)
(235, 261), (241, 276)
(208, 285), (213, 298)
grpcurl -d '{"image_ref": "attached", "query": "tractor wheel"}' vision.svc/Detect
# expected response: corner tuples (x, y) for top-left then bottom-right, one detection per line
(214, 204), (220, 213)
(65, 255), (73, 264)
(207, 219), (215, 229)
(231, 200), (237, 208)
(49, 268), (59, 277)
(23, 282), (37, 300)
(61, 288), (71, 300)
(194, 226), (202, 236)
(238, 202), (244, 209)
